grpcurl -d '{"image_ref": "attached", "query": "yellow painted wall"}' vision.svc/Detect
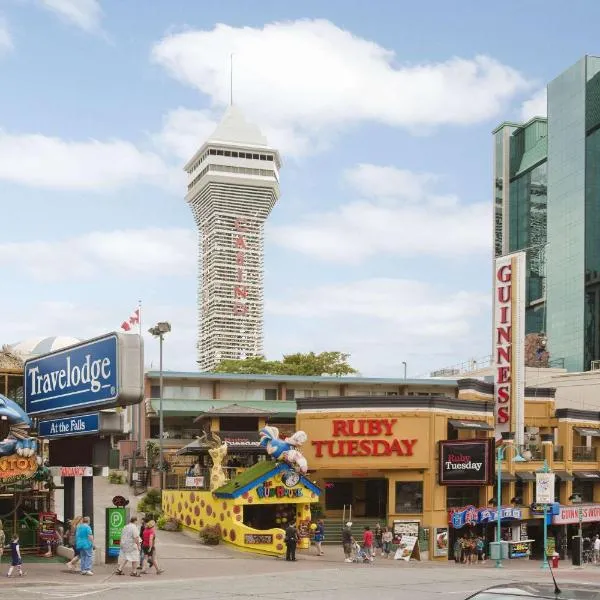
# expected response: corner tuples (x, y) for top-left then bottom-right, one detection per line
(162, 475), (318, 556)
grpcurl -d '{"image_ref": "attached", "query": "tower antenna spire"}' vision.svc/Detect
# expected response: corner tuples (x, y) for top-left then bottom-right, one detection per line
(229, 53), (233, 106)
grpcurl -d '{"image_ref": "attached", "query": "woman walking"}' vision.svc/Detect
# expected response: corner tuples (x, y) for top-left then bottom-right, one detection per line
(66, 516), (82, 572)
(314, 520), (325, 556)
(141, 520), (164, 575)
(76, 517), (95, 576)
(382, 527), (393, 558)
(116, 517), (141, 577)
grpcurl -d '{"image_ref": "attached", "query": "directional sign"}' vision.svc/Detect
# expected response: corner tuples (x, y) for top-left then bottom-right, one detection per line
(24, 332), (143, 416)
(38, 413), (100, 439)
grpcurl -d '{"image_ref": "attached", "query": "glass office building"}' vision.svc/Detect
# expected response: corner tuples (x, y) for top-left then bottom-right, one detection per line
(493, 118), (548, 335)
(494, 55), (600, 372)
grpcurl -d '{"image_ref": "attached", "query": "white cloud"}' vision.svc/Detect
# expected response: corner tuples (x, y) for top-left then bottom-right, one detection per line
(152, 19), (530, 155)
(268, 278), (488, 336)
(0, 228), (196, 281)
(0, 16), (13, 55)
(0, 130), (175, 190)
(269, 164), (490, 263)
(39, 0), (103, 33)
(520, 88), (547, 121)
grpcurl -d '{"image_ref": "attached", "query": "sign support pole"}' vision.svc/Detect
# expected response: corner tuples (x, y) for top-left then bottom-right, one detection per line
(64, 477), (75, 524)
(495, 445), (504, 569)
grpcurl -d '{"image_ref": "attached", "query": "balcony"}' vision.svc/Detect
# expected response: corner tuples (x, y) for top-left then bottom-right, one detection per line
(573, 446), (598, 462)
(553, 446), (564, 461)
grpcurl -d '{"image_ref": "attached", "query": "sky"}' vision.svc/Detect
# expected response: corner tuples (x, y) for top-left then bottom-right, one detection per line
(0, 0), (595, 377)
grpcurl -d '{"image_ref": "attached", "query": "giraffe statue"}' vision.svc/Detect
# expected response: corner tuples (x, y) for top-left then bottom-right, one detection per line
(207, 433), (228, 491)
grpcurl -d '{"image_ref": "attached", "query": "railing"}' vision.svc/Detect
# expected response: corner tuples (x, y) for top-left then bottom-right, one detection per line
(164, 466), (243, 490)
(518, 445), (544, 461)
(573, 446), (598, 462)
(553, 446), (564, 461)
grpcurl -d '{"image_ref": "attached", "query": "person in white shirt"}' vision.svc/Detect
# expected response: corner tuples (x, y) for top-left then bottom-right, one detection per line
(593, 534), (600, 563)
(115, 517), (141, 577)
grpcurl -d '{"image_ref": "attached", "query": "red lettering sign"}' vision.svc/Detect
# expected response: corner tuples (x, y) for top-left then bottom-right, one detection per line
(494, 260), (513, 431)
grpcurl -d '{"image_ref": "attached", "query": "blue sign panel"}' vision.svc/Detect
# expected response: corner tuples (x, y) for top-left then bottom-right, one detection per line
(25, 334), (118, 416)
(38, 413), (100, 439)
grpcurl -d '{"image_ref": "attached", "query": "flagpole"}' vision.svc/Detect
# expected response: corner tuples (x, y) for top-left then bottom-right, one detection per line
(138, 300), (143, 458)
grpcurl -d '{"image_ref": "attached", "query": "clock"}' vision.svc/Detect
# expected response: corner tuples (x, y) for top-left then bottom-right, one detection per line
(282, 471), (300, 488)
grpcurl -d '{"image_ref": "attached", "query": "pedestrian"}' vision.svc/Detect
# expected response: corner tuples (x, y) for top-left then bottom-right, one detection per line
(116, 517), (141, 577)
(7, 534), (23, 577)
(66, 516), (82, 572)
(76, 516), (95, 576)
(137, 517), (148, 572)
(382, 527), (393, 558)
(313, 520), (325, 556)
(594, 534), (600, 564)
(284, 522), (298, 562)
(453, 537), (462, 564)
(141, 520), (164, 574)
(342, 522), (353, 563)
(476, 537), (485, 563)
(0, 522), (5, 564)
(374, 522), (383, 556)
(362, 526), (374, 561)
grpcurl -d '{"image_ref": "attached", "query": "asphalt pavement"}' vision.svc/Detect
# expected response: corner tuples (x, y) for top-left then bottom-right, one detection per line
(3, 531), (600, 600)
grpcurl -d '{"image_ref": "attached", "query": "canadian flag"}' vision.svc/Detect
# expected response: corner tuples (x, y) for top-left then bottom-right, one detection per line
(121, 308), (140, 332)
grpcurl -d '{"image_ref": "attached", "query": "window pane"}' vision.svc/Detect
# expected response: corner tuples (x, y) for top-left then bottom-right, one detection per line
(395, 481), (423, 513)
(264, 388), (277, 401)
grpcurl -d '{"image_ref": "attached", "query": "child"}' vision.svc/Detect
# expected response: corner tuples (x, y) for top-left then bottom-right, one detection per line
(7, 534), (23, 577)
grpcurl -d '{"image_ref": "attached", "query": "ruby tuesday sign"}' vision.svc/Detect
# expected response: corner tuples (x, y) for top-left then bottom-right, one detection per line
(311, 419), (417, 457)
(439, 440), (494, 486)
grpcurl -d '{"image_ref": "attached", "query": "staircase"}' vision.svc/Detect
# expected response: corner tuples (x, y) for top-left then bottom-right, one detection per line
(322, 517), (384, 545)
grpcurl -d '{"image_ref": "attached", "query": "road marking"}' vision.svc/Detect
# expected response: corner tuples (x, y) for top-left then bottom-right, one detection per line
(28, 587), (117, 598)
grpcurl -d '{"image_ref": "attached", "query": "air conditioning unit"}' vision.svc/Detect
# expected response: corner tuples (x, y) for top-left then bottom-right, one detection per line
(591, 360), (600, 371)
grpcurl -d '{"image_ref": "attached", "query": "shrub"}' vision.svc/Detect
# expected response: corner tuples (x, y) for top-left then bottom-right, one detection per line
(137, 488), (163, 516)
(199, 525), (221, 545)
(158, 516), (181, 532)
(108, 470), (125, 485)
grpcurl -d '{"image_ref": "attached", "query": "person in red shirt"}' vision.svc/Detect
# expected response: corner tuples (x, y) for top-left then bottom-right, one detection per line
(363, 526), (374, 561)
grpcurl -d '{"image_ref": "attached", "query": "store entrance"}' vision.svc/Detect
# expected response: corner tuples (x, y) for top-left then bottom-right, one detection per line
(324, 478), (388, 518)
(243, 503), (297, 530)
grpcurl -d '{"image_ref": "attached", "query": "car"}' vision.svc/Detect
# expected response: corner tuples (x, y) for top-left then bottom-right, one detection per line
(465, 582), (600, 600)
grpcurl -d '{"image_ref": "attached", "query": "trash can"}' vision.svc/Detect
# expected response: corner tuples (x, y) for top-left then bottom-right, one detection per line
(551, 553), (559, 569)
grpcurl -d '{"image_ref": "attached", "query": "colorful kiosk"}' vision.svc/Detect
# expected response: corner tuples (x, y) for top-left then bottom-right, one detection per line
(163, 426), (321, 556)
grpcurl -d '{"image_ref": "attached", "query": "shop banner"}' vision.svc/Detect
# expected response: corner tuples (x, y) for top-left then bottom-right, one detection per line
(395, 534), (418, 561)
(392, 520), (419, 538)
(433, 527), (448, 557)
(553, 504), (600, 525)
(449, 505), (522, 528)
(535, 472), (556, 505)
(439, 439), (494, 486)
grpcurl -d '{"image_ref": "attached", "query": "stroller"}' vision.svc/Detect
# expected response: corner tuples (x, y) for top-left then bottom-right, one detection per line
(351, 541), (373, 563)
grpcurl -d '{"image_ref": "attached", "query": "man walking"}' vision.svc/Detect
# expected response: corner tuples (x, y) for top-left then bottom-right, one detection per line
(594, 534), (600, 564)
(115, 517), (141, 576)
(285, 522), (298, 562)
(342, 522), (353, 563)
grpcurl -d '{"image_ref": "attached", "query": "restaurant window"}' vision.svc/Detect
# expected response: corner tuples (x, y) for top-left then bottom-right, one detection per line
(264, 388), (277, 401)
(573, 480), (594, 503)
(395, 481), (423, 513)
(325, 481), (353, 510)
(446, 486), (480, 508)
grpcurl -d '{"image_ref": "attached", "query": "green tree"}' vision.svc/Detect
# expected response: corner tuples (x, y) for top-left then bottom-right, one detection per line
(213, 351), (357, 376)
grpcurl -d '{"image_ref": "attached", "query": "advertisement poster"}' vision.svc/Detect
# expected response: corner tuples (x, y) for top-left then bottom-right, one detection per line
(394, 534), (418, 561)
(535, 472), (556, 505)
(433, 527), (448, 557)
(106, 507), (126, 558)
(185, 476), (205, 488)
(393, 520), (419, 538)
(439, 439), (494, 486)
(38, 512), (57, 542)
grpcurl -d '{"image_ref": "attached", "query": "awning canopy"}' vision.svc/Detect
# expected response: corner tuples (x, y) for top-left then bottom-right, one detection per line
(573, 471), (600, 481)
(496, 472), (517, 482)
(176, 431), (265, 456)
(575, 427), (600, 438)
(554, 471), (574, 482)
(448, 419), (494, 431)
(516, 472), (537, 481)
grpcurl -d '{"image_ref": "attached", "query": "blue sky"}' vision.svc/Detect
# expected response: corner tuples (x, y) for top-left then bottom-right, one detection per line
(0, 0), (595, 376)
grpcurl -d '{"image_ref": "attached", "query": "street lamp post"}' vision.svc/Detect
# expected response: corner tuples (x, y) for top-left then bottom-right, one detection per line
(149, 322), (171, 485)
(402, 362), (407, 380)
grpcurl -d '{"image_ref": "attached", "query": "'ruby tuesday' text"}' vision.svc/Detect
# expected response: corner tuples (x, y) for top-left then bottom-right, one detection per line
(311, 419), (418, 458)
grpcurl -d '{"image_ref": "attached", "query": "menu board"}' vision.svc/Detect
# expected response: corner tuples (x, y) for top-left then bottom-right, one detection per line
(38, 512), (57, 542)
(394, 534), (418, 561)
(393, 520), (419, 538)
(433, 527), (448, 557)
(244, 534), (273, 545)
(509, 541), (531, 559)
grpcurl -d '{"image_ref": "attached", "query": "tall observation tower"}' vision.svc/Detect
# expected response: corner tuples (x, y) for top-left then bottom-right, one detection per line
(184, 106), (281, 371)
